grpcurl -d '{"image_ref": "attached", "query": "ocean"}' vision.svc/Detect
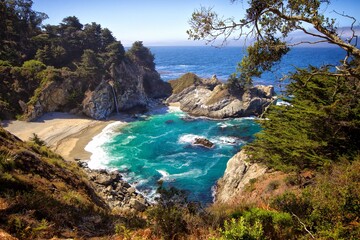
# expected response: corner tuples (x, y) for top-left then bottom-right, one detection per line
(87, 46), (345, 204)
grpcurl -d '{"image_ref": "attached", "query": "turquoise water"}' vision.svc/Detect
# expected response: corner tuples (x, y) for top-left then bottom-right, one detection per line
(89, 109), (260, 203)
(87, 46), (344, 203)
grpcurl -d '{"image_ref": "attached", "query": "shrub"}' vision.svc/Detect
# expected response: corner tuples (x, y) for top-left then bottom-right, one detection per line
(218, 217), (263, 240)
(147, 204), (189, 240)
(29, 133), (46, 146)
(266, 180), (280, 192)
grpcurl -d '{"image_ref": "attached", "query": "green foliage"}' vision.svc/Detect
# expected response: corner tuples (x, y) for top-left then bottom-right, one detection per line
(0, 60), (12, 67)
(115, 224), (132, 239)
(234, 39), (289, 90)
(0, 0), (48, 64)
(126, 41), (155, 70)
(188, 0), (360, 90)
(272, 159), (360, 239)
(29, 133), (46, 147)
(146, 182), (213, 239)
(22, 60), (46, 72)
(146, 183), (191, 239)
(246, 68), (360, 171)
(0, 0), (149, 120)
(0, 150), (14, 173)
(218, 217), (263, 240)
(266, 180), (280, 192)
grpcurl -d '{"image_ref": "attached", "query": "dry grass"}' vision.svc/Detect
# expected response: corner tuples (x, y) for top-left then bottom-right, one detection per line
(168, 73), (202, 94)
(205, 85), (230, 106)
(0, 127), (113, 238)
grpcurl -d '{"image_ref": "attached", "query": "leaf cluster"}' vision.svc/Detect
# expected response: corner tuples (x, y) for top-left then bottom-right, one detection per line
(246, 67), (360, 171)
(271, 158), (360, 239)
(188, 0), (360, 87)
(0, 1), (159, 119)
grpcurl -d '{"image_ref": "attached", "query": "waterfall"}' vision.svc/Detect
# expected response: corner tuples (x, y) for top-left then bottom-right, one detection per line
(109, 82), (119, 114)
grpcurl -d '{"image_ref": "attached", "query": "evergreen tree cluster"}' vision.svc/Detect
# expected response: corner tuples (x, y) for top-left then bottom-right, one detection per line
(246, 68), (360, 171)
(0, 0), (155, 119)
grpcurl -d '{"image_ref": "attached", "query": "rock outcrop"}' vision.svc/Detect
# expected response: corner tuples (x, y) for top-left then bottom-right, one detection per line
(166, 73), (276, 119)
(25, 59), (171, 121)
(193, 137), (215, 148)
(78, 161), (150, 212)
(214, 149), (267, 204)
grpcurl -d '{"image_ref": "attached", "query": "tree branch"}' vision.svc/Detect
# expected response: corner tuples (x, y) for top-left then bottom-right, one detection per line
(291, 213), (315, 239)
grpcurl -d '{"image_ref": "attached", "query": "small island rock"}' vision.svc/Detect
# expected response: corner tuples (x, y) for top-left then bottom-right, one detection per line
(194, 138), (215, 148)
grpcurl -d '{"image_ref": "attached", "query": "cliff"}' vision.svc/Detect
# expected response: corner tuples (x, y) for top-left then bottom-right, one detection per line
(166, 73), (276, 119)
(25, 59), (171, 121)
(215, 149), (303, 206)
(215, 149), (267, 203)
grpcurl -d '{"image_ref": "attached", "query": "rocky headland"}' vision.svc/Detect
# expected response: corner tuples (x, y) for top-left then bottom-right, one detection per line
(166, 72), (276, 119)
(25, 60), (171, 121)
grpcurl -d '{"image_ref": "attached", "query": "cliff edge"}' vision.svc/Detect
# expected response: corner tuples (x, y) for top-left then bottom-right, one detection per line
(215, 149), (267, 204)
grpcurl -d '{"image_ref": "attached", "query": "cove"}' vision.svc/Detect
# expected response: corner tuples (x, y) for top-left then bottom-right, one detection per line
(87, 108), (261, 204)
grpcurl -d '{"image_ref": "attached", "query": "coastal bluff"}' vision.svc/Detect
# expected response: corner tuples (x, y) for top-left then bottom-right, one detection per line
(166, 73), (276, 119)
(26, 60), (171, 121)
(214, 149), (267, 204)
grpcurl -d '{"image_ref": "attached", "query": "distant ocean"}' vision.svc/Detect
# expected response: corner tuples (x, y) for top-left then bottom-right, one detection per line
(152, 46), (346, 92)
(87, 46), (345, 204)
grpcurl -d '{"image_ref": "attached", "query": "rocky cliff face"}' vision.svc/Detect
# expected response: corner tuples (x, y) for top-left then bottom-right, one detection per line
(215, 149), (267, 204)
(166, 73), (276, 119)
(25, 60), (171, 121)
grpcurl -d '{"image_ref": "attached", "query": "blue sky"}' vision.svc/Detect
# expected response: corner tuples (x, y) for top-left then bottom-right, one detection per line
(32, 0), (360, 47)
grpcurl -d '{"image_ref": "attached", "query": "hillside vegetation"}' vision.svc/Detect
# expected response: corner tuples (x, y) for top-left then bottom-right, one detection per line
(1, 0), (360, 239)
(0, 0), (165, 120)
(0, 127), (114, 238)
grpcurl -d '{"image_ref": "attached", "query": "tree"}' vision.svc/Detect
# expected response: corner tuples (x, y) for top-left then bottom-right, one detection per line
(76, 49), (104, 90)
(83, 22), (102, 52)
(188, 1), (360, 169)
(0, 0), (48, 64)
(187, 0), (360, 84)
(126, 41), (155, 70)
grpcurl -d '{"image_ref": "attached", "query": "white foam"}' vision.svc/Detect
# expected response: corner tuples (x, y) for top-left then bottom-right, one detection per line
(85, 121), (125, 169)
(167, 106), (182, 113)
(149, 131), (173, 139)
(217, 122), (234, 128)
(157, 169), (202, 182)
(276, 99), (292, 106)
(157, 169), (173, 181)
(172, 169), (202, 178)
(121, 135), (136, 145)
(217, 136), (241, 145)
(234, 116), (257, 121)
(178, 134), (204, 144)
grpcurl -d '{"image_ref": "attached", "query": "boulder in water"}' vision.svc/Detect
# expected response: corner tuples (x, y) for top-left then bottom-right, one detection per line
(165, 119), (174, 124)
(193, 138), (215, 149)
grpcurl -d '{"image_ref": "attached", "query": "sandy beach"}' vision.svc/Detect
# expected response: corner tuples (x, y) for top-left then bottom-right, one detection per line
(2, 112), (126, 161)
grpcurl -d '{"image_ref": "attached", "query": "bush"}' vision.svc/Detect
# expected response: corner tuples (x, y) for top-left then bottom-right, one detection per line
(218, 217), (263, 240)
(29, 133), (46, 146)
(147, 204), (189, 240)
(266, 180), (280, 192)
(271, 159), (360, 239)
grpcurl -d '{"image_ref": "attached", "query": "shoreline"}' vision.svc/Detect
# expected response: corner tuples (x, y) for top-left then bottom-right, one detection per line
(1, 112), (124, 161)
